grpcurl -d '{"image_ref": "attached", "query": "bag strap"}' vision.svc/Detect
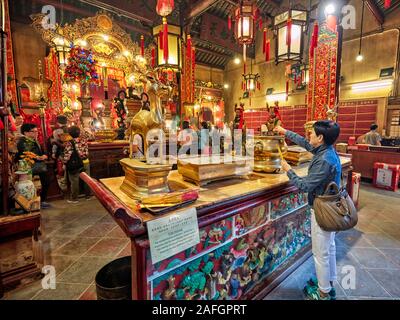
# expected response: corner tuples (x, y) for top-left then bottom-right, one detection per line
(323, 181), (340, 195)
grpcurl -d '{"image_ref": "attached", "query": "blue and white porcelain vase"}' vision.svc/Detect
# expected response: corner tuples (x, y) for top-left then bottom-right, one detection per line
(15, 172), (36, 201)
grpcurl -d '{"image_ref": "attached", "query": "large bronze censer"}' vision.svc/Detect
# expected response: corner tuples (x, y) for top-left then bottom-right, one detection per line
(253, 135), (288, 173)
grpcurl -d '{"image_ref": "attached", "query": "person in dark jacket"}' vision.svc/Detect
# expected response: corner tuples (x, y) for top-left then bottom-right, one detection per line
(16, 123), (51, 208)
(274, 120), (341, 300)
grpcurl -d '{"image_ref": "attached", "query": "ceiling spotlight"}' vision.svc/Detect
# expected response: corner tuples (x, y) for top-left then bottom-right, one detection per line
(234, 58), (241, 65)
(324, 4), (336, 16)
(224, 84), (229, 89)
(103, 35), (109, 41)
(356, 54), (364, 62)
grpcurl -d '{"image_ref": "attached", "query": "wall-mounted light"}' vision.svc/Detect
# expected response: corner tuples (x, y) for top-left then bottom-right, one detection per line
(351, 79), (393, 92)
(324, 4), (336, 16)
(357, 0), (365, 62)
(234, 57), (241, 64)
(224, 84), (229, 89)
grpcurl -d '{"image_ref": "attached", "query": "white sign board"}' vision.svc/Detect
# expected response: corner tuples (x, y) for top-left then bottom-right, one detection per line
(147, 208), (200, 265)
(376, 168), (393, 187)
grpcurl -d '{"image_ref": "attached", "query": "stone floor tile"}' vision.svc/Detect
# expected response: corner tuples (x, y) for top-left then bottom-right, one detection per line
(53, 237), (100, 256)
(78, 223), (116, 238)
(105, 225), (127, 239)
(57, 256), (114, 284)
(84, 238), (129, 257)
(366, 269), (400, 298)
(79, 284), (97, 300)
(379, 248), (400, 268)
(336, 268), (391, 298)
(45, 255), (80, 276)
(350, 248), (400, 269)
(335, 229), (374, 248)
(32, 283), (88, 300)
(363, 233), (400, 249)
(3, 280), (44, 300)
(263, 278), (304, 300)
(116, 242), (131, 258)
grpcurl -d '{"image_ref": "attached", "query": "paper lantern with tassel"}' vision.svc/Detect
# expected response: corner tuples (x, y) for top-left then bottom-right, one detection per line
(273, 9), (308, 64)
(234, 1), (258, 66)
(152, 20), (183, 71)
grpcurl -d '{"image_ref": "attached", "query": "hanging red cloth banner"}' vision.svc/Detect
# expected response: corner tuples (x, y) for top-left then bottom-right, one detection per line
(228, 15), (232, 30)
(186, 35), (192, 59)
(265, 39), (270, 62)
(151, 47), (155, 68)
(286, 80), (289, 97)
(263, 28), (267, 53)
(192, 47), (195, 102)
(163, 18), (169, 63)
(44, 49), (63, 113)
(0, 119), (3, 130)
(310, 22), (319, 59)
(286, 18), (292, 46)
(385, 0), (391, 9)
(4, 0), (18, 109)
(159, 30), (164, 50)
(140, 35), (145, 57)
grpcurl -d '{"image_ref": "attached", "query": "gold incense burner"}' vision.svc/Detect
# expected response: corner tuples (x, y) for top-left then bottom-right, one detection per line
(120, 158), (172, 200)
(253, 135), (288, 173)
(94, 129), (117, 143)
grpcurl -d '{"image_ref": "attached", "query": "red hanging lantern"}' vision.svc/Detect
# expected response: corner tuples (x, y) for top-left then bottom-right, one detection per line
(156, 0), (174, 16)
(156, 0), (175, 66)
(384, 0), (391, 9)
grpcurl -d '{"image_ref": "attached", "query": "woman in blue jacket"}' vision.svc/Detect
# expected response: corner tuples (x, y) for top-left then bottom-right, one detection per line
(274, 120), (341, 300)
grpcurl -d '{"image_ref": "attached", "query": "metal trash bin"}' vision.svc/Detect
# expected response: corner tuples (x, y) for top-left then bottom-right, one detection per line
(95, 256), (131, 300)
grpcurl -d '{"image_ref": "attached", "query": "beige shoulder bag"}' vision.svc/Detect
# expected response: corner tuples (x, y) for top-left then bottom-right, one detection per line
(313, 182), (358, 232)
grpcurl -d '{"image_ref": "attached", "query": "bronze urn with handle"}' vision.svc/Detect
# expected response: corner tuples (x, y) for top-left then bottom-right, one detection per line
(253, 135), (288, 173)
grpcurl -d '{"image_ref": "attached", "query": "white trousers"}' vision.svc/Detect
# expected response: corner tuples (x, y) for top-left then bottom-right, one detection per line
(311, 209), (337, 293)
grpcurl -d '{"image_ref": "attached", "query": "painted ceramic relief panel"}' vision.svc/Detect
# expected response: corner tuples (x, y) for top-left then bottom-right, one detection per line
(150, 208), (311, 300)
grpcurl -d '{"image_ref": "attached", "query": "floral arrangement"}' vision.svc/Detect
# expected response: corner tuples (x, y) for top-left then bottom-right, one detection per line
(64, 46), (99, 84)
(21, 151), (38, 165)
(17, 152), (38, 174)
